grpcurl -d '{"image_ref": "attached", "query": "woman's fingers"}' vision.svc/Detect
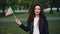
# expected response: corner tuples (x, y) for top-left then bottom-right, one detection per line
(16, 18), (22, 25)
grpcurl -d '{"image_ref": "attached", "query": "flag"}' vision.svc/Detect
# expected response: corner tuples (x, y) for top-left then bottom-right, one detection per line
(5, 6), (13, 16)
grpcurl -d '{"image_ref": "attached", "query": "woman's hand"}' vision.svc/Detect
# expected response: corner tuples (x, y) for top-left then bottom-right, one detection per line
(16, 18), (22, 25)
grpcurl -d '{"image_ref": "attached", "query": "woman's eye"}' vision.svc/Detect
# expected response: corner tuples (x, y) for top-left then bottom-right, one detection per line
(35, 8), (37, 10)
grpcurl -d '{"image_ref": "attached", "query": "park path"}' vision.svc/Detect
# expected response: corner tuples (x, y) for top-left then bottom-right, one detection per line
(0, 17), (60, 23)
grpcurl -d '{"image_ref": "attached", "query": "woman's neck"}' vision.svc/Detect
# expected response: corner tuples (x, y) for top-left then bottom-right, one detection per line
(35, 14), (39, 18)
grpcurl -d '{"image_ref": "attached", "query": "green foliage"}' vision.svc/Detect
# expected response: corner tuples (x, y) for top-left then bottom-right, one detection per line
(0, 0), (60, 10)
(0, 0), (51, 10)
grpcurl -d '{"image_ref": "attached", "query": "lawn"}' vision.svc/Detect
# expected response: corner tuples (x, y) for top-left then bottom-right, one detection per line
(45, 12), (60, 17)
(0, 22), (29, 34)
(0, 20), (60, 34)
(0, 13), (29, 19)
(48, 20), (60, 34)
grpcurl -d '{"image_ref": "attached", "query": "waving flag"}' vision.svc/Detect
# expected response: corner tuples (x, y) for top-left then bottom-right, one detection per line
(5, 6), (13, 16)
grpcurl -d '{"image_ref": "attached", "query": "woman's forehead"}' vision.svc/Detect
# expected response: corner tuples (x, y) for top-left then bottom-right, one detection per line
(35, 6), (41, 8)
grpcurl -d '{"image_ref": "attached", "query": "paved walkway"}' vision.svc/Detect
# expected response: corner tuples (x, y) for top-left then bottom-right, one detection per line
(0, 17), (60, 23)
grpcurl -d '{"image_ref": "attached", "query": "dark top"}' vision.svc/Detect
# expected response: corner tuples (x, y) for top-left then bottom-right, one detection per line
(19, 17), (49, 34)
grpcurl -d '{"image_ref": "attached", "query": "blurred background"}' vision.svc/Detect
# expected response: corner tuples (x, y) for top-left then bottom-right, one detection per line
(0, 0), (60, 34)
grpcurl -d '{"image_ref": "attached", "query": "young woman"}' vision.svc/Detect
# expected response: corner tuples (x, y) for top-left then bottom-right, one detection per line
(16, 3), (49, 34)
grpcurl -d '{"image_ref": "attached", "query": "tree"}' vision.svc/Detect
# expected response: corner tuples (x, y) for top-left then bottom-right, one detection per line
(55, 0), (60, 12)
(50, 0), (55, 14)
(0, 0), (7, 16)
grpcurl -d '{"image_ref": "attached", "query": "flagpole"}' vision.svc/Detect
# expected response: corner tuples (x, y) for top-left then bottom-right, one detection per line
(13, 12), (17, 19)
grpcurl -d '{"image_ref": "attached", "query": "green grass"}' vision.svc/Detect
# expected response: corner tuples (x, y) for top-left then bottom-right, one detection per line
(0, 20), (60, 34)
(45, 12), (60, 17)
(48, 20), (60, 34)
(0, 13), (29, 19)
(0, 22), (29, 34)
(0, 11), (60, 19)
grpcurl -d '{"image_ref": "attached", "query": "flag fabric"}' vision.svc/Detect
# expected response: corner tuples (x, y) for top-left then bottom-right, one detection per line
(5, 6), (13, 16)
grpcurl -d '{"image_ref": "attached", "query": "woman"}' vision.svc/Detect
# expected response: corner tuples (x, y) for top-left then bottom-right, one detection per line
(16, 3), (49, 34)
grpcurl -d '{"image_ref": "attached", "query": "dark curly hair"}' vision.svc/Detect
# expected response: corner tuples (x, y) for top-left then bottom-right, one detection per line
(27, 3), (46, 23)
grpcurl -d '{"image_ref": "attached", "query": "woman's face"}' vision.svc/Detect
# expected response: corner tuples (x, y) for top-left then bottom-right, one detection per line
(34, 5), (41, 15)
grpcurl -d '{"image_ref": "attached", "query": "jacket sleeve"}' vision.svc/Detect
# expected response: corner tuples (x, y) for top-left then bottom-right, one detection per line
(43, 17), (49, 34)
(19, 22), (30, 32)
